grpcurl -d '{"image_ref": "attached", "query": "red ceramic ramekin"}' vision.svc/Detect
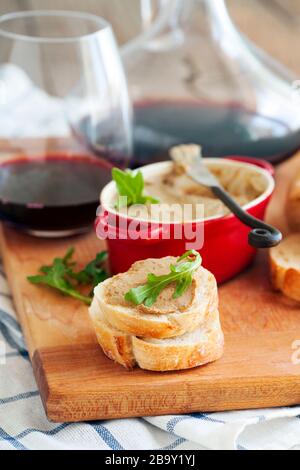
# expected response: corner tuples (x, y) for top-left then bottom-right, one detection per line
(96, 157), (275, 283)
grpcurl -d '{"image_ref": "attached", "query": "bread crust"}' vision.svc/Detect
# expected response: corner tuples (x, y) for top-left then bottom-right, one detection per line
(94, 267), (218, 339)
(270, 234), (300, 302)
(89, 297), (136, 369)
(286, 170), (300, 232)
(89, 296), (224, 372)
(132, 321), (224, 371)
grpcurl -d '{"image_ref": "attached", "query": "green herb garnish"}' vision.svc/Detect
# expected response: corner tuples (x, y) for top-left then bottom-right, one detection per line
(125, 250), (202, 307)
(112, 167), (159, 209)
(27, 248), (108, 305)
(68, 251), (108, 294)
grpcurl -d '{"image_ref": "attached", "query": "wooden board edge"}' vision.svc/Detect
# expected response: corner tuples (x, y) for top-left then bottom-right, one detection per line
(33, 372), (300, 423)
(0, 225), (34, 357)
(32, 349), (52, 420)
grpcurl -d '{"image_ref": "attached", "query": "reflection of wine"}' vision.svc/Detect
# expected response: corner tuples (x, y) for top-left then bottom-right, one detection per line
(133, 101), (300, 166)
(74, 115), (131, 168)
(0, 155), (113, 235)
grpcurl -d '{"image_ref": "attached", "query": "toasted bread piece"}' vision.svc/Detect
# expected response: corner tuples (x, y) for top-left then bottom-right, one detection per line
(89, 298), (224, 371)
(270, 233), (300, 302)
(287, 170), (300, 232)
(94, 257), (218, 339)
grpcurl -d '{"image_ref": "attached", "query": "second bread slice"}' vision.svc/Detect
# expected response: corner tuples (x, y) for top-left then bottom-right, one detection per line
(89, 296), (224, 371)
(270, 233), (300, 302)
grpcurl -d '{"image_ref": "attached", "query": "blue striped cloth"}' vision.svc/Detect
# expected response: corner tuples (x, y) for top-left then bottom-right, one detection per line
(1, 266), (300, 450)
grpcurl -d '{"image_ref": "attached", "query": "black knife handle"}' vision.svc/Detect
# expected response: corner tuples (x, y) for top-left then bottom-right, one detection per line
(211, 186), (282, 248)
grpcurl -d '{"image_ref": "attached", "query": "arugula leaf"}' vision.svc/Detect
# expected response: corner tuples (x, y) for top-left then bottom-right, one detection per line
(28, 257), (92, 305)
(27, 248), (108, 305)
(70, 251), (108, 294)
(124, 250), (202, 307)
(63, 247), (75, 264)
(112, 167), (159, 209)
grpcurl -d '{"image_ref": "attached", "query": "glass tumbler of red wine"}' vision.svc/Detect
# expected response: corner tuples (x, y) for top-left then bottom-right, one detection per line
(0, 10), (132, 236)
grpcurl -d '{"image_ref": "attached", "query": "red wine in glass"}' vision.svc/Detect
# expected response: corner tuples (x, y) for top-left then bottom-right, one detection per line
(0, 111), (130, 235)
(132, 100), (300, 166)
(0, 154), (114, 236)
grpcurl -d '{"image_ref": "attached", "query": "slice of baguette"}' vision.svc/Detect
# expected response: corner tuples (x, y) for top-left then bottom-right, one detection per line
(131, 316), (224, 371)
(270, 233), (300, 302)
(89, 296), (136, 369)
(89, 296), (224, 371)
(94, 257), (218, 339)
(286, 169), (300, 232)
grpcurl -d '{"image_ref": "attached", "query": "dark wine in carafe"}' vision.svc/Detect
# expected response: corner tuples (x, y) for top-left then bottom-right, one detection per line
(132, 101), (300, 166)
(124, 0), (300, 167)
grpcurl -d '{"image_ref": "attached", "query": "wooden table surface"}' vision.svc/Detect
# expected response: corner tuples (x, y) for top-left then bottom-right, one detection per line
(0, 1), (299, 75)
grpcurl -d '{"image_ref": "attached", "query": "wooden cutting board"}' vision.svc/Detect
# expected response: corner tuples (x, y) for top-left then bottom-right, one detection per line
(1, 153), (300, 423)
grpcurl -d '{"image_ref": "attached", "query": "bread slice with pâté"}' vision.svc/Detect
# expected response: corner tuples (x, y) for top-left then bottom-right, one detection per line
(93, 256), (218, 339)
(89, 252), (224, 371)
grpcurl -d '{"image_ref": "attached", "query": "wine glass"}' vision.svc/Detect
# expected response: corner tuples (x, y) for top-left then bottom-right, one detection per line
(0, 10), (132, 237)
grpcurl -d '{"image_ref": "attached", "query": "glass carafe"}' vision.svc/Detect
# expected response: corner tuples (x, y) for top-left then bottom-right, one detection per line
(122, 0), (300, 166)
